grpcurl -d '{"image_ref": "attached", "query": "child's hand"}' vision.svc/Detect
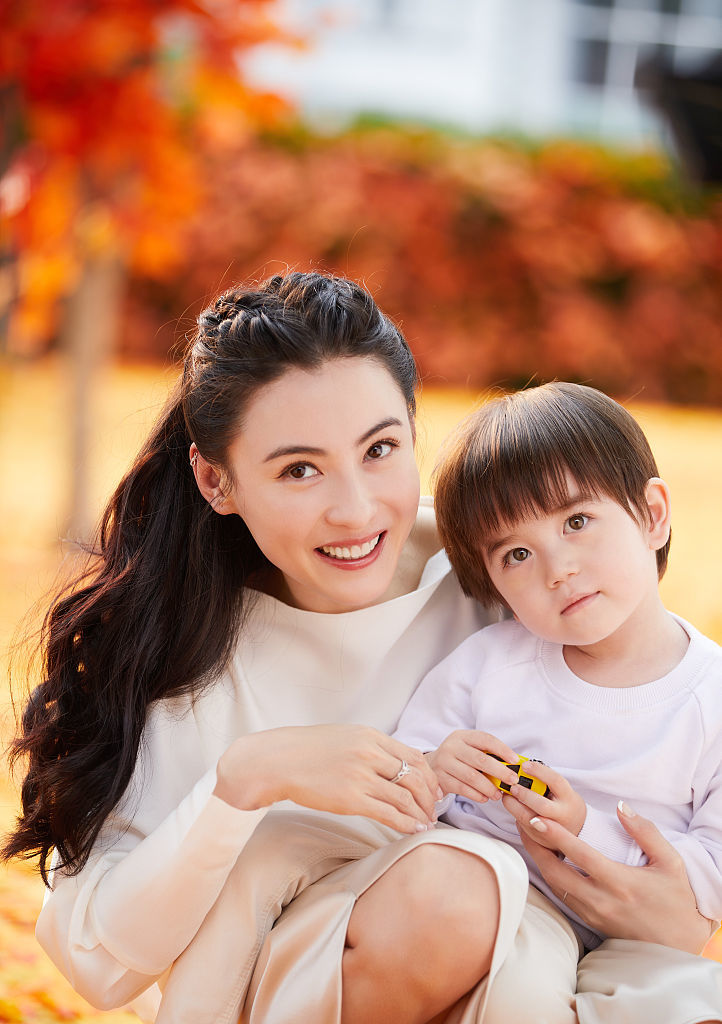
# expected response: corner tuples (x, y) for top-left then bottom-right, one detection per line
(426, 730), (520, 803)
(501, 761), (586, 848)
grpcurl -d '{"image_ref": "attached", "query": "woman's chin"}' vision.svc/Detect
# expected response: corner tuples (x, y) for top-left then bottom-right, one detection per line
(284, 548), (398, 614)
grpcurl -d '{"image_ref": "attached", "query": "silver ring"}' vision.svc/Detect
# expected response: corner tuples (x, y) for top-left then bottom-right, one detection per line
(390, 759), (412, 784)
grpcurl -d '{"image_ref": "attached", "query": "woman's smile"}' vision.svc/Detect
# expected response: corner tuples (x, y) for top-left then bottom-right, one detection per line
(318, 531), (385, 565)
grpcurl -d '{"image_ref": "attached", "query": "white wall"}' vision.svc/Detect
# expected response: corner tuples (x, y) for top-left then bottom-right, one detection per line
(242, 0), (722, 144)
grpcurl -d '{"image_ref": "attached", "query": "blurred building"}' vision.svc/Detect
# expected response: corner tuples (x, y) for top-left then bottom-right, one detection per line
(244, 0), (722, 144)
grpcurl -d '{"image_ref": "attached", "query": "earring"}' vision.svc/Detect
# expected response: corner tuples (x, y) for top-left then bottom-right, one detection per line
(190, 452), (198, 469)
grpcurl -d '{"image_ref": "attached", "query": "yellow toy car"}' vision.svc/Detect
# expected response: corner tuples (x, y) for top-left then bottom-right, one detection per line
(486, 754), (551, 798)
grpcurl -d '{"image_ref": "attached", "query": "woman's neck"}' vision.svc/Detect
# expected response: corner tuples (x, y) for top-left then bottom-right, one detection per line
(384, 501), (441, 600)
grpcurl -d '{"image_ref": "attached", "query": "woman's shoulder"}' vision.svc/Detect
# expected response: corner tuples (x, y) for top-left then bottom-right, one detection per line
(413, 496), (440, 556)
(390, 497), (442, 597)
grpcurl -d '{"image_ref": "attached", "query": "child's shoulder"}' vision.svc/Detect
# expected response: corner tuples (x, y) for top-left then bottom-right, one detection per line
(663, 615), (722, 738)
(451, 617), (540, 670)
(673, 613), (722, 658)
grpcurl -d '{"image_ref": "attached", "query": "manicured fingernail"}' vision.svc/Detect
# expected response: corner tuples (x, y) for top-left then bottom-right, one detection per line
(617, 800), (635, 818)
(529, 816), (548, 833)
(415, 823), (428, 832)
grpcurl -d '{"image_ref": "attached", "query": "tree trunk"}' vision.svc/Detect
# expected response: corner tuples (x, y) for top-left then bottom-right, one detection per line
(62, 251), (125, 542)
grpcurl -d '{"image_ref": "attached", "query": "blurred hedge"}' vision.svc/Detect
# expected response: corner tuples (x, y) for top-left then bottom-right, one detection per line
(123, 124), (722, 405)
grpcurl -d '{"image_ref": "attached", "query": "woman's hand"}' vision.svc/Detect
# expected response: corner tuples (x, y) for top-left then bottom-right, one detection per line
(501, 761), (587, 841)
(518, 802), (716, 953)
(425, 730), (520, 803)
(214, 724), (441, 835)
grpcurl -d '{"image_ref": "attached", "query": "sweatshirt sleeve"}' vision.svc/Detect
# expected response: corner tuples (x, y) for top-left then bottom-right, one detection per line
(35, 699), (269, 1011)
(659, 745), (722, 924)
(577, 803), (643, 865)
(393, 632), (482, 752)
(576, 750), (722, 926)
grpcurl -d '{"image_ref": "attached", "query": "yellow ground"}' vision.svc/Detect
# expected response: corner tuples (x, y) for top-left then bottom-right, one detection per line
(1, 359), (721, 1020)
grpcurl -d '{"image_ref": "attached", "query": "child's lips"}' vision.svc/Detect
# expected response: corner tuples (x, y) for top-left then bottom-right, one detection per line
(561, 591), (599, 615)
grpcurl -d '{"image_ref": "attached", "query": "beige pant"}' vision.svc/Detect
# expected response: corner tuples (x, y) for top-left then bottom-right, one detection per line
(486, 892), (722, 1024)
(577, 939), (722, 1024)
(155, 809), (722, 1024)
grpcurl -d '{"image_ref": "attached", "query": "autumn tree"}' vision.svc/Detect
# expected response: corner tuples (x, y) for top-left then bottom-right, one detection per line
(0, 0), (289, 534)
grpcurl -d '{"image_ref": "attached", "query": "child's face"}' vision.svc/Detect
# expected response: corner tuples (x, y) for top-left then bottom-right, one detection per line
(481, 478), (665, 649)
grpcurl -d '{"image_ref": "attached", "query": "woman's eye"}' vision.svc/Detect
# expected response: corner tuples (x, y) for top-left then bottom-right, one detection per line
(566, 513), (588, 532)
(285, 463), (318, 480)
(504, 547), (530, 566)
(366, 440), (395, 460)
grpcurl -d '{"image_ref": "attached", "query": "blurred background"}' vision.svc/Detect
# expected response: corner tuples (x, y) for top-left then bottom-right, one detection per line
(2, 0), (722, 1018)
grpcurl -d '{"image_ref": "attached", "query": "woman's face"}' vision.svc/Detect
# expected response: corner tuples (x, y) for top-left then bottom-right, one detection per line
(221, 357), (420, 613)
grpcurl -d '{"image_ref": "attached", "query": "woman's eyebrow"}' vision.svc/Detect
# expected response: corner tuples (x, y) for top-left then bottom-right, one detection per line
(263, 418), (404, 463)
(357, 417), (404, 445)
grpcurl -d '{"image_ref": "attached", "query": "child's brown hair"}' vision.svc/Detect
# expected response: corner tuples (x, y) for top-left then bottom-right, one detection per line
(434, 382), (670, 608)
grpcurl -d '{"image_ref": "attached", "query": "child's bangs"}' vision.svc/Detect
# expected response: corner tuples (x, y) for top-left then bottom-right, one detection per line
(469, 405), (619, 536)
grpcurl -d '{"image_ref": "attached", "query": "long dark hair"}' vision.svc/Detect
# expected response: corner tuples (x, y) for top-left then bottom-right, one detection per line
(3, 272), (418, 883)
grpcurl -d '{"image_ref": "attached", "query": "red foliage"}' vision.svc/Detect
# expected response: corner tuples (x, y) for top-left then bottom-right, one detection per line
(123, 128), (722, 405)
(0, 0), (289, 349)
(5, 10), (721, 407)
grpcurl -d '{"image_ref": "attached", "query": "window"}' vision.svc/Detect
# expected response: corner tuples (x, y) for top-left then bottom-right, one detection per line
(573, 38), (611, 84)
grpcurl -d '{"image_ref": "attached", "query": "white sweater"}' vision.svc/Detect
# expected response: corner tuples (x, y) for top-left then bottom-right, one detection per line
(394, 617), (722, 949)
(36, 523), (492, 1015)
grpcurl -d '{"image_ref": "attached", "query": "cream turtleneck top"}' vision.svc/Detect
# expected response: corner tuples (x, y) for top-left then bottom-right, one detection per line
(37, 506), (493, 1014)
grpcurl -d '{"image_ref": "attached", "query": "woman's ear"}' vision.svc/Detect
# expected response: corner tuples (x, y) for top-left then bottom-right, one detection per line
(644, 477), (672, 551)
(189, 443), (236, 516)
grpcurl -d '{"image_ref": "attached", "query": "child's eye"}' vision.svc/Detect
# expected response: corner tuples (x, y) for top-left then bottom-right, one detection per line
(365, 440), (397, 461)
(504, 547), (531, 566)
(565, 513), (589, 532)
(283, 463), (319, 480)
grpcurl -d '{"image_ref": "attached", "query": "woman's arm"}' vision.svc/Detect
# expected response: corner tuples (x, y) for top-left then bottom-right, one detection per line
(213, 724), (440, 828)
(518, 804), (716, 953)
(37, 767), (267, 1010)
(37, 719), (440, 1011)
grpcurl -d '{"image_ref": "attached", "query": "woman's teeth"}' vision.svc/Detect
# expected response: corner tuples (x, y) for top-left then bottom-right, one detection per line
(321, 535), (381, 560)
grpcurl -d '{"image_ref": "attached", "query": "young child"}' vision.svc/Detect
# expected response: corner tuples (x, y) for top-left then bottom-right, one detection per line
(394, 381), (722, 957)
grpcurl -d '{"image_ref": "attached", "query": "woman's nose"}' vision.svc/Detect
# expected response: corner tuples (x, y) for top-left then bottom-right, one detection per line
(325, 472), (376, 529)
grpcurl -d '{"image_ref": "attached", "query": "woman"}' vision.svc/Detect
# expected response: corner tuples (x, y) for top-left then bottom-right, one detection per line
(4, 272), (720, 1024)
